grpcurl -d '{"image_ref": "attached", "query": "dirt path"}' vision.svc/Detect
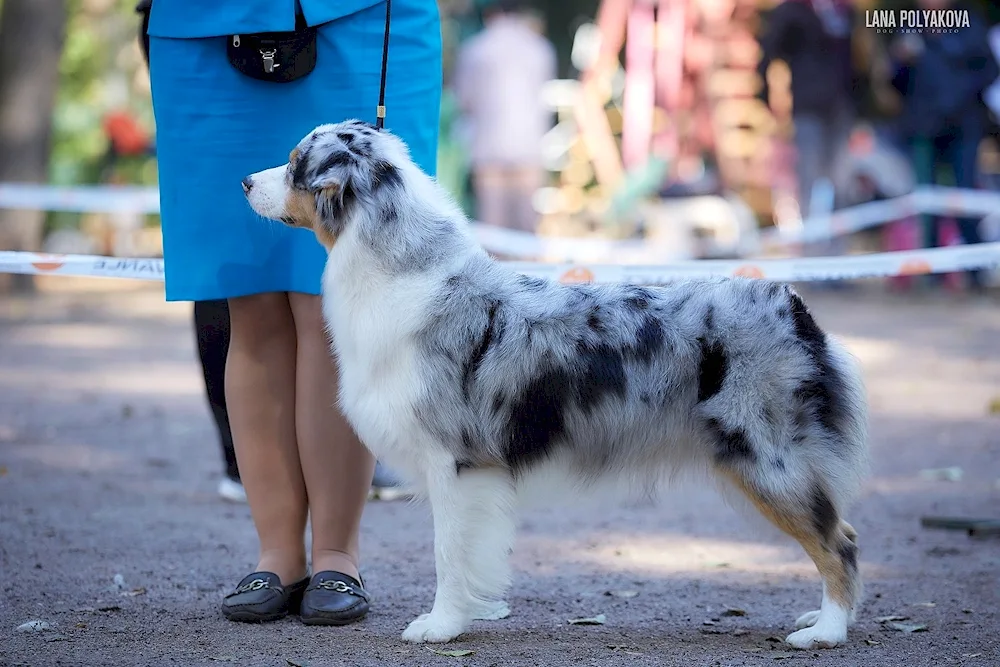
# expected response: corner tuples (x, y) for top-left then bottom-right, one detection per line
(1, 279), (998, 667)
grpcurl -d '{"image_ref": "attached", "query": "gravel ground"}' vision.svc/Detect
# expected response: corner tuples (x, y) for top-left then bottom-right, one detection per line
(1, 278), (999, 667)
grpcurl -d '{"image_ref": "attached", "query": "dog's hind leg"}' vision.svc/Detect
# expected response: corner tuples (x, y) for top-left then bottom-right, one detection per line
(401, 463), (517, 643)
(722, 470), (861, 650)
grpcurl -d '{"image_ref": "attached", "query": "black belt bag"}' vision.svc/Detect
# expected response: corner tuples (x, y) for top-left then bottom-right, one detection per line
(227, 13), (317, 83)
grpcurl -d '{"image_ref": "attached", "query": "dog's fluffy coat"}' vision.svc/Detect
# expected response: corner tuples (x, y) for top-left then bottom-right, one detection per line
(244, 120), (869, 650)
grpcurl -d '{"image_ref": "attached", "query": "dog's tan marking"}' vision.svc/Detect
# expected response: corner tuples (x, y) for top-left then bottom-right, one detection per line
(283, 187), (338, 250)
(289, 148), (300, 165)
(723, 471), (861, 610)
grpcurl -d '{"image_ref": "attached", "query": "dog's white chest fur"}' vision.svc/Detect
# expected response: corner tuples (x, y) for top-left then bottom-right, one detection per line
(321, 254), (437, 473)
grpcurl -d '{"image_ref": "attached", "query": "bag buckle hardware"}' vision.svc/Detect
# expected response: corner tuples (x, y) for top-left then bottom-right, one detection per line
(260, 49), (280, 74)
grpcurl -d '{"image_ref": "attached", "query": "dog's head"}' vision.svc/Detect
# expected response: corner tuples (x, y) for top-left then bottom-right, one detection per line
(242, 119), (409, 249)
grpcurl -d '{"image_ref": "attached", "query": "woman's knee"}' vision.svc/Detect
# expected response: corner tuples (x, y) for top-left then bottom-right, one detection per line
(287, 292), (330, 349)
(227, 292), (295, 348)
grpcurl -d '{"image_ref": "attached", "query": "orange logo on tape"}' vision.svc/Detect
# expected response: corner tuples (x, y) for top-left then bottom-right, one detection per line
(30, 254), (66, 271)
(732, 265), (765, 279)
(559, 267), (595, 284)
(898, 259), (932, 275)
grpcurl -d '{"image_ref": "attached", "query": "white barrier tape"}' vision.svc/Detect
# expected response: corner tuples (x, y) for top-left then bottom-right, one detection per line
(0, 183), (678, 263)
(3, 242), (999, 285)
(2, 182), (998, 257)
(762, 186), (1000, 246)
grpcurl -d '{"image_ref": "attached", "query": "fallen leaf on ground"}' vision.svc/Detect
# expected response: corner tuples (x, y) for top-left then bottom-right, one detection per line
(962, 608), (974, 614)
(963, 653), (982, 658)
(16, 620), (52, 632)
(125, 587), (146, 597)
(919, 467), (963, 482)
(424, 648), (475, 657)
(604, 589), (638, 598)
(703, 620), (718, 626)
(285, 659), (309, 667)
(876, 615), (910, 623)
(864, 639), (880, 646)
(74, 622), (87, 629)
(888, 622), (928, 633)
(568, 614), (606, 625)
(722, 607), (748, 617)
(912, 602), (936, 608)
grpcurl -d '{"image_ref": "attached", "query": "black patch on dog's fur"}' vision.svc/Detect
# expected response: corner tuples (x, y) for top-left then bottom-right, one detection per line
(336, 132), (356, 147)
(669, 293), (693, 317)
(316, 151), (355, 175)
(839, 541), (858, 570)
(704, 304), (715, 332)
(517, 275), (547, 291)
(371, 161), (402, 190)
(456, 460), (475, 475)
(292, 151), (311, 188)
(697, 337), (728, 402)
(462, 301), (501, 398)
(632, 316), (665, 363)
(707, 418), (756, 464)
(788, 293), (849, 440)
(503, 366), (571, 473)
(492, 393), (505, 413)
(461, 428), (475, 450)
(587, 307), (602, 332)
(575, 342), (627, 414)
(810, 486), (838, 540)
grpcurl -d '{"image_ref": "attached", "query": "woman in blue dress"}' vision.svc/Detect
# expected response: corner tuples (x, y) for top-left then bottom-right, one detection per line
(146, 0), (441, 624)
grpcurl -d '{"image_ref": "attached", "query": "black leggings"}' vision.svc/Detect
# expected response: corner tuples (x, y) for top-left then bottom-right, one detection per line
(193, 299), (238, 481)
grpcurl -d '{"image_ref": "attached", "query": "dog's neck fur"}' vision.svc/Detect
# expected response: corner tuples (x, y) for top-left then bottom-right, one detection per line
(323, 161), (489, 363)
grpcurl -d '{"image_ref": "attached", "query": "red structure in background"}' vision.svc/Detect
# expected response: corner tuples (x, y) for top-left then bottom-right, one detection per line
(575, 0), (783, 219)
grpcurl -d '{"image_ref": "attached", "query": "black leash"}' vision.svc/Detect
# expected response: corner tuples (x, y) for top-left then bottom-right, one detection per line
(375, 0), (391, 130)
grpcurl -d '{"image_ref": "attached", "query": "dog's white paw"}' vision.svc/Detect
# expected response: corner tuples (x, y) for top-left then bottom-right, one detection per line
(401, 613), (467, 644)
(794, 609), (822, 630)
(785, 625), (847, 650)
(471, 599), (510, 621)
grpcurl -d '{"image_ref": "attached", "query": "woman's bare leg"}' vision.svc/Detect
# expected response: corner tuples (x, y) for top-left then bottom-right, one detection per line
(288, 292), (375, 579)
(225, 292), (308, 584)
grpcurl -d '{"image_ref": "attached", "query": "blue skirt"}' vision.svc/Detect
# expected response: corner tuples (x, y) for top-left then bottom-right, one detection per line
(149, 0), (441, 301)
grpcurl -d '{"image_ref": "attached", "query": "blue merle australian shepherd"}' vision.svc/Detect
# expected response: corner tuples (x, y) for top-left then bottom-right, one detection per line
(243, 120), (869, 650)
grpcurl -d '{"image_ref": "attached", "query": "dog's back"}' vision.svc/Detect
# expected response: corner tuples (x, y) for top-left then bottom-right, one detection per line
(415, 255), (867, 499)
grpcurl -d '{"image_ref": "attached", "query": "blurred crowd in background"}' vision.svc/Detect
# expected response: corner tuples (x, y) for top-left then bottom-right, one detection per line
(0, 0), (999, 277)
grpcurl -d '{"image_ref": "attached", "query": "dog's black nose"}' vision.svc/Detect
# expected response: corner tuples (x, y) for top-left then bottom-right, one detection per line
(241, 177), (253, 194)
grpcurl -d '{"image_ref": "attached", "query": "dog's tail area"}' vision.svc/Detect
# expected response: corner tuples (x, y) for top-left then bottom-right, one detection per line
(711, 315), (868, 643)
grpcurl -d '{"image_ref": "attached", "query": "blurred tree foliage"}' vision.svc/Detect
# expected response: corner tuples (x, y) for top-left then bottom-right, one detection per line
(51, 0), (155, 188)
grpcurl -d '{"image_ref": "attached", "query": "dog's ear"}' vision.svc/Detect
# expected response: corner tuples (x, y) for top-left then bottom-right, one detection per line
(313, 177), (356, 226)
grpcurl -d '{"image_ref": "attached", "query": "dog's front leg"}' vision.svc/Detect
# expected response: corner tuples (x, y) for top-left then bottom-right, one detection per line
(401, 464), (516, 643)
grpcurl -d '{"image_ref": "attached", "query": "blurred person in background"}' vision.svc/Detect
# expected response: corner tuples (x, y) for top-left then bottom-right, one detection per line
(889, 0), (998, 291)
(139, 0), (441, 625)
(757, 0), (860, 225)
(453, 0), (556, 233)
